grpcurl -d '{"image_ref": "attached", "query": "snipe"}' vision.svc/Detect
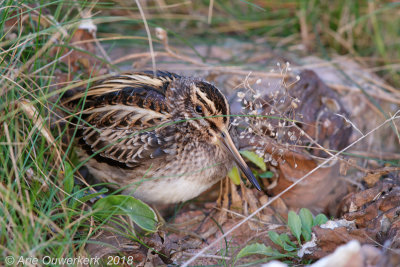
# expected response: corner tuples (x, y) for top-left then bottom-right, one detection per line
(62, 71), (261, 204)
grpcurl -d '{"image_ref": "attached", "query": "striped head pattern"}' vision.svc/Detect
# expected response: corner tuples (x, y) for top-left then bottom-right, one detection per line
(166, 78), (230, 143)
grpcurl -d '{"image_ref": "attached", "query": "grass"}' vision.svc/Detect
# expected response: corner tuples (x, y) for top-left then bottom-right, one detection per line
(1, 0), (399, 265)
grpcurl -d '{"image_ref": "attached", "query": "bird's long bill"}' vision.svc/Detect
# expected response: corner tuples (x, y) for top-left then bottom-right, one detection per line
(219, 130), (261, 191)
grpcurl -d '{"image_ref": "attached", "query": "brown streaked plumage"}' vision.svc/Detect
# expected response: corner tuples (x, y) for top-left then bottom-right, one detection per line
(63, 71), (261, 204)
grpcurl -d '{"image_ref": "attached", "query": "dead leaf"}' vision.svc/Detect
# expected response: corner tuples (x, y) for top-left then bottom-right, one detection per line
(305, 226), (371, 259)
(363, 171), (387, 187)
(339, 178), (400, 247)
(50, 12), (104, 75)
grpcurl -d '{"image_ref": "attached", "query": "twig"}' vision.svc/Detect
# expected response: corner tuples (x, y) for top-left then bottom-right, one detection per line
(182, 252), (231, 260)
(216, 207), (277, 226)
(335, 113), (364, 136)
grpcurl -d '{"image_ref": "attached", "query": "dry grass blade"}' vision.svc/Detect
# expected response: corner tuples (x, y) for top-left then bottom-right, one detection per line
(135, 0), (157, 75)
(18, 99), (63, 170)
(208, 0), (214, 24)
(3, 122), (22, 198)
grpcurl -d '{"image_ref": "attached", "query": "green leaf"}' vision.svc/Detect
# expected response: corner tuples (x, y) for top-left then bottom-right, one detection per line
(78, 188), (108, 204)
(279, 233), (296, 247)
(240, 150), (266, 171)
(268, 231), (284, 248)
(67, 186), (109, 209)
(236, 243), (280, 259)
(301, 228), (311, 243)
(283, 242), (297, 252)
(279, 234), (297, 252)
(259, 171), (274, 179)
(63, 162), (74, 194)
(228, 166), (241, 185)
(93, 195), (158, 232)
(313, 214), (328, 227)
(288, 211), (302, 244)
(299, 208), (313, 241)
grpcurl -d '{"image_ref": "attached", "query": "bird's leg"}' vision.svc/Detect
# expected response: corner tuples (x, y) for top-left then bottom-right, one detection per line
(216, 177), (244, 221)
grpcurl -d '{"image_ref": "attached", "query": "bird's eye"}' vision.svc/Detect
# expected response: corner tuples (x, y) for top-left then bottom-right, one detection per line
(195, 105), (203, 114)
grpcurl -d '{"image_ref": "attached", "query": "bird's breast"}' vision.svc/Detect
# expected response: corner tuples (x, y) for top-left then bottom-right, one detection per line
(128, 174), (218, 204)
(124, 143), (232, 204)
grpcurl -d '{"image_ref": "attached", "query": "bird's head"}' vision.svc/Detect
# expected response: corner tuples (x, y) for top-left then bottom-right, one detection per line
(166, 78), (261, 190)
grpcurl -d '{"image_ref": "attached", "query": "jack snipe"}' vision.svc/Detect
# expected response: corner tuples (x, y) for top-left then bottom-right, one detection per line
(63, 71), (261, 204)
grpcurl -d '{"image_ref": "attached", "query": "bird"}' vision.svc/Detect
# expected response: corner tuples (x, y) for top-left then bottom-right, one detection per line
(62, 70), (261, 204)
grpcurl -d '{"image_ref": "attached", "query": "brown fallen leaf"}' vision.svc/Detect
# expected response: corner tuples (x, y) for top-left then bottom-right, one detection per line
(50, 11), (105, 75)
(339, 178), (400, 246)
(363, 170), (388, 187)
(305, 225), (372, 260)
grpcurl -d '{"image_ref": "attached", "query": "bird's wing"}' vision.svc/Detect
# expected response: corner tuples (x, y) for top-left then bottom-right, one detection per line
(62, 71), (180, 168)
